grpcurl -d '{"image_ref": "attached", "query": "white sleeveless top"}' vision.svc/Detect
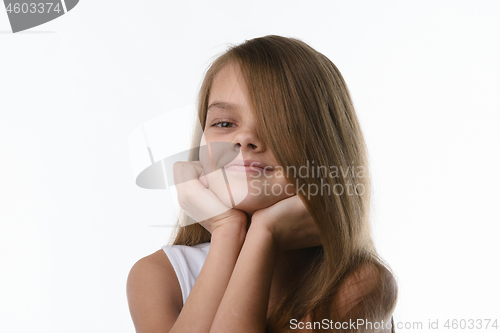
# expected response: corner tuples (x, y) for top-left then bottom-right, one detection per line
(161, 242), (211, 305)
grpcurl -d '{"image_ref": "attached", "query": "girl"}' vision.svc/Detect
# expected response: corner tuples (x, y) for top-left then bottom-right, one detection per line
(127, 35), (398, 333)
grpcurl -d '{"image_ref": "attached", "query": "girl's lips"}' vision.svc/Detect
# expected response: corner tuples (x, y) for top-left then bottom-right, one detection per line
(224, 159), (274, 172)
(224, 165), (274, 173)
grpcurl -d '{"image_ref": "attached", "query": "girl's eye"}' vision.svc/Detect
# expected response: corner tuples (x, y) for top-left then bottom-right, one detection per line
(211, 120), (236, 128)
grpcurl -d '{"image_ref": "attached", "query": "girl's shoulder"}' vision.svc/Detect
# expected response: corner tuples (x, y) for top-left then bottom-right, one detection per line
(126, 249), (183, 332)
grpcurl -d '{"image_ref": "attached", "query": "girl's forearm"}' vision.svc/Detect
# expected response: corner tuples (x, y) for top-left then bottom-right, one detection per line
(210, 225), (278, 333)
(169, 224), (246, 333)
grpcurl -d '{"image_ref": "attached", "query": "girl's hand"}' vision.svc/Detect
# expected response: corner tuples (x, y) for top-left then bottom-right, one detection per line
(250, 194), (322, 253)
(173, 161), (248, 234)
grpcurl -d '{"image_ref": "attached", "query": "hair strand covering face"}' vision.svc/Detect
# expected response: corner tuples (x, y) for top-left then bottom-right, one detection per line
(171, 35), (398, 333)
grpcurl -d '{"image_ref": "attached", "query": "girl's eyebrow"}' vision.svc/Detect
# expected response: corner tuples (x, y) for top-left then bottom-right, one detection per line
(207, 101), (239, 112)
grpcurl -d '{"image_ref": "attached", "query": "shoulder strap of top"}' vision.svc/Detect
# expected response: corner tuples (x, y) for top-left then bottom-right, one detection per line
(161, 242), (211, 305)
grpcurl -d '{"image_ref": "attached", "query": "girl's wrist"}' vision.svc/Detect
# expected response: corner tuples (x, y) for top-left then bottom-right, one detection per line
(247, 221), (280, 255)
(211, 221), (247, 246)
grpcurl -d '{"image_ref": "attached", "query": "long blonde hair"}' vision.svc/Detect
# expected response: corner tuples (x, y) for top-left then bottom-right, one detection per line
(172, 35), (397, 332)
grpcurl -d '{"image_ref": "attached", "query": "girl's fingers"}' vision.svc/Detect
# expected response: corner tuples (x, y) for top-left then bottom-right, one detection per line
(173, 161), (205, 185)
(191, 161), (205, 176)
(177, 178), (231, 223)
(174, 161), (232, 225)
(198, 171), (209, 189)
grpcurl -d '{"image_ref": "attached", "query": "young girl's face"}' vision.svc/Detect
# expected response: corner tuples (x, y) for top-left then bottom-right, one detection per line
(200, 62), (294, 215)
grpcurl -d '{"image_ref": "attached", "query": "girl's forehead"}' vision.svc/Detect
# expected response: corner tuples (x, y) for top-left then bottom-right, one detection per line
(212, 63), (247, 90)
(208, 63), (251, 109)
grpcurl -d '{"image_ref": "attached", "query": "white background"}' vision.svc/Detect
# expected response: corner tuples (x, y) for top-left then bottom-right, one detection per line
(1, 1), (499, 332)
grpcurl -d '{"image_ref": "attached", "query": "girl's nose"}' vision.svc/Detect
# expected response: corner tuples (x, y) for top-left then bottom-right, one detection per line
(231, 126), (265, 154)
